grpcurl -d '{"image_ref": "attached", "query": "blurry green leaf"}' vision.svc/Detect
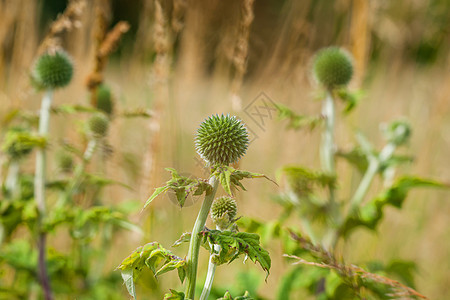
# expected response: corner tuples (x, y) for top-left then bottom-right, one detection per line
(201, 230), (271, 279)
(52, 104), (98, 114)
(217, 291), (253, 300)
(336, 148), (369, 173)
(276, 103), (323, 130)
(335, 88), (365, 114)
(163, 289), (185, 300)
(386, 260), (417, 288)
(341, 176), (449, 237)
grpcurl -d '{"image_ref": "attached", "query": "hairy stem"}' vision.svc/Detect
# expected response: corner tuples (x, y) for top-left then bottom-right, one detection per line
(34, 90), (53, 300)
(200, 238), (220, 300)
(321, 92), (340, 226)
(185, 176), (219, 300)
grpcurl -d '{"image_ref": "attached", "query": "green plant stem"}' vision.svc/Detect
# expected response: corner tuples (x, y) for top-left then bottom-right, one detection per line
(200, 229), (221, 300)
(348, 142), (396, 212)
(34, 90), (54, 300)
(321, 91), (340, 227)
(185, 176), (219, 300)
(5, 160), (20, 199)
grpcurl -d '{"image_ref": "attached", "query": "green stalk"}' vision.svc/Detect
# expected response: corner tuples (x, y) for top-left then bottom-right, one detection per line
(5, 160), (20, 199)
(321, 91), (340, 226)
(200, 232), (220, 300)
(185, 176), (219, 300)
(34, 90), (54, 300)
(348, 142), (396, 212)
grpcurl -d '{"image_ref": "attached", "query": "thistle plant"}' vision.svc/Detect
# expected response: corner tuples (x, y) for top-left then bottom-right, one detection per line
(118, 114), (273, 300)
(32, 49), (74, 300)
(240, 47), (448, 299)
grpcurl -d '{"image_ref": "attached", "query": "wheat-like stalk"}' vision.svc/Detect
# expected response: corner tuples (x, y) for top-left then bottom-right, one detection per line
(230, 0), (255, 111)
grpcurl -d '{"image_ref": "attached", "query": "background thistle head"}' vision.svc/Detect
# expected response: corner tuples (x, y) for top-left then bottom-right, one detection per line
(195, 114), (249, 166)
(88, 113), (109, 138)
(313, 47), (353, 90)
(32, 50), (74, 90)
(211, 196), (237, 230)
(94, 84), (114, 116)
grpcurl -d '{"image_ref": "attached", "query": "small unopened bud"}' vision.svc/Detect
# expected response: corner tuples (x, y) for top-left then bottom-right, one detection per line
(211, 196), (237, 230)
(57, 152), (74, 173)
(95, 84), (114, 116)
(383, 120), (411, 146)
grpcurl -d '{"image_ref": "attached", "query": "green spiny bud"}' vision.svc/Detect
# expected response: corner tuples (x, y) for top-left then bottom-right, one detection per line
(88, 113), (109, 137)
(57, 152), (74, 173)
(211, 196), (237, 230)
(195, 114), (249, 166)
(313, 47), (353, 89)
(32, 50), (73, 89)
(95, 84), (114, 115)
(383, 120), (411, 146)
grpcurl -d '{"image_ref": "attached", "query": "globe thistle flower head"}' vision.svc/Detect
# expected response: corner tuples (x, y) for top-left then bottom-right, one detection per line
(88, 113), (109, 138)
(313, 47), (353, 89)
(95, 84), (114, 116)
(195, 114), (249, 166)
(383, 120), (411, 146)
(211, 196), (237, 230)
(57, 152), (74, 173)
(32, 50), (74, 89)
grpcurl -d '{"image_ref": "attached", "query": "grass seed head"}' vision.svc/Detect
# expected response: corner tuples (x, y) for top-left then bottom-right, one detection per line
(313, 47), (353, 89)
(32, 50), (74, 89)
(195, 114), (249, 166)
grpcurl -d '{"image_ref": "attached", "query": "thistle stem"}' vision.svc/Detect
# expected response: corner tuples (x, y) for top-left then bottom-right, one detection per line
(321, 91), (340, 226)
(34, 90), (53, 300)
(185, 176), (219, 300)
(5, 160), (20, 199)
(200, 237), (220, 300)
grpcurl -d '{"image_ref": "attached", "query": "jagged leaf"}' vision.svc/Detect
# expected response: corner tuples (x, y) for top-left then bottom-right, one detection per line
(200, 230), (271, 280)
(276, 103), (323, 130)
(341, 176), (449, 237)
(121, 269), (137, 300)
(336, 88), (365, 114)
(143, 168), (212, 209)
(163, 289), (185, 300)
(212, 165), (276, 195)
(172, 232), (211, 252)
(117, 242), (186, 298)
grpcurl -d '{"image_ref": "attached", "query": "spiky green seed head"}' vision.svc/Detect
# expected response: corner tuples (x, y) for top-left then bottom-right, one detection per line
(195, 114), (249, 166)
(211, 196), (237, 230)
(88, 113), (109, 137)
(32, 50), (74, 89)
(313, 47), (353, 89)
(95, 84), (114, 115)
(384, 120), (411, 146)
(57, 152), (74, 173)
(2, 129), (36, 159)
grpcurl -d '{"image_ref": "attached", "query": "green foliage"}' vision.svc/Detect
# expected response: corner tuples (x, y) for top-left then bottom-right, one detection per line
(163, 289), (185, 300)
(276, 103), (323, 130)
(217, 290), (254, 300)
(200, 230), (271, 279)
(2, 128), (46, 159)
(32, 50), (73, 89)
(211, 165), (276, 196)
(313, 47), (353, 89)
(117, 242), (187, 299)
(144, 168), (213, 208)
(340, 175), (448, 237)
(195, 114), (249, 165)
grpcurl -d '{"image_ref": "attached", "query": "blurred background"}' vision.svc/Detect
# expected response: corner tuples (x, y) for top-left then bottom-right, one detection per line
(0, 0), (449, 299)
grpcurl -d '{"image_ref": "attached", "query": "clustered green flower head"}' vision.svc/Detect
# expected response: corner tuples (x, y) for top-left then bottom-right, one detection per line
(195, 114), (249, 166)
(32, 50), (74, 89)
(95, 84), (114, 116)
(211, 196), (237, 230)
(88, 113), (110, 138)
(57, 152), (74, 173)
(313, 47), (353, 90)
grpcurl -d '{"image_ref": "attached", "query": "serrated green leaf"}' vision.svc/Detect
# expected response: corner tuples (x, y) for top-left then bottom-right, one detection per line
(201, 230), (271, 280)
(341, 176), (449, 237)
(276, 103), (323, 131)
(163, 289), (185, 300)
(143, 186), (169, 209)
(121, 269), (137, 300)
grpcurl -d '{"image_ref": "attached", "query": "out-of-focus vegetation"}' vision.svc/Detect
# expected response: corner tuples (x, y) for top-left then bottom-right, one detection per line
(1, 0), (449, 299)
